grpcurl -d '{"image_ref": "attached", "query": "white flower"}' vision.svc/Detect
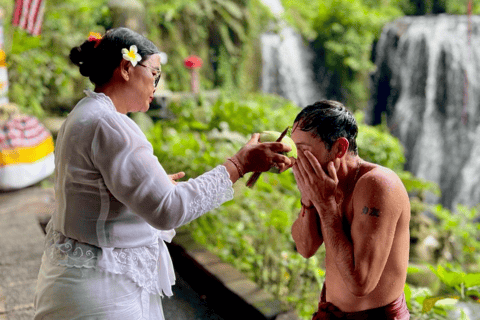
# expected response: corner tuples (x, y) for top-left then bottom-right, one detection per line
(160, 52), (168, 64)
(121, 45), (142, 67)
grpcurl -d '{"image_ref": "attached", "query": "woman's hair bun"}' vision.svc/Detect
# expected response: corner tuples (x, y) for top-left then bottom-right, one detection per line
(69, 40), (96, 78)
(69, 28), (160, 86)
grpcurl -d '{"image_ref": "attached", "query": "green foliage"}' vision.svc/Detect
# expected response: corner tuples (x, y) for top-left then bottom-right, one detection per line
(405, 265), (480, 319)
(357, 120), (405, 172)
(404, 284), (451, 319)
(308, 0), (403, 108)
(2, 0), (110, 117)
(142, 0), (271, 93)
(431, 204), (480, 271)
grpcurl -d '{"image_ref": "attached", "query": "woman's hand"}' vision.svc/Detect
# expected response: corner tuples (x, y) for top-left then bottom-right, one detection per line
(234, 133), (294, 174)
(293, 150), (338, 210)
(168, 171), (185, 185)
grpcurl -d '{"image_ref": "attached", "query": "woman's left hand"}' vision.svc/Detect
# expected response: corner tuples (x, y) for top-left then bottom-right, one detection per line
(168, 172), (185, 185)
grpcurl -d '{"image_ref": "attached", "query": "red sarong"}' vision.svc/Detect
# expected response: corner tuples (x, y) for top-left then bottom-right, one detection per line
(312, 283), (410, 320)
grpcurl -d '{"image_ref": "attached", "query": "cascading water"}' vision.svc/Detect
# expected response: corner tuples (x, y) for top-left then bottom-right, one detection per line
(367, 15), (480, 209)
(259, 0), (325, 108)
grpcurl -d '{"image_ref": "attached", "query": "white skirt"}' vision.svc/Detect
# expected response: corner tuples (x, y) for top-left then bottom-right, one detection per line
(34, 253), (164, 320)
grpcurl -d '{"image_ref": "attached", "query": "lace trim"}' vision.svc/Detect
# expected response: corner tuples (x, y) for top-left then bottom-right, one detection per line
(43, 222), (172, 296)
(84, 90), (116, 112)
(188, 165), (234, 216)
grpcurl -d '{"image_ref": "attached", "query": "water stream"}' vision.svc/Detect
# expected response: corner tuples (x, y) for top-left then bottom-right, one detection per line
(367, 15), (480, 209)
(259, 0), (325, 107)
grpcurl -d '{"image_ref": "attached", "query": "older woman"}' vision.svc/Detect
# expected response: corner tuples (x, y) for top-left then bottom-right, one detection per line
(34, 27), (293, 320)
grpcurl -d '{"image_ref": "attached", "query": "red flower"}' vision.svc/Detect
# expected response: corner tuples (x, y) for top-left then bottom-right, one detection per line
(184, 55), (203, 69)
(88, 32), (102, 48)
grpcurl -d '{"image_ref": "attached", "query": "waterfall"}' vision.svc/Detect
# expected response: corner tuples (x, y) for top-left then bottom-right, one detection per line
(259, 0), (326, 108)
(367, 15), (480, 209)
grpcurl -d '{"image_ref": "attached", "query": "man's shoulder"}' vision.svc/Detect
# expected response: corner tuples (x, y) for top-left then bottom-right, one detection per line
(356, 163), (406, 196)
(353, 163), (409, 220)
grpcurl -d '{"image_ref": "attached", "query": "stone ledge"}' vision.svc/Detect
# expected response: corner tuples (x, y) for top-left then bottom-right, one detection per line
(168, 228), (299, 320)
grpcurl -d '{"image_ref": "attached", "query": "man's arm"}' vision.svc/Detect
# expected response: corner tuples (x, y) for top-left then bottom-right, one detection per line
(317, 170), (403, 296)
(291, 205), (324, 258)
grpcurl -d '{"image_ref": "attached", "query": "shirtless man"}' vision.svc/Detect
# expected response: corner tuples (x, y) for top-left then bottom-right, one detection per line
(290, 100), (410, 319)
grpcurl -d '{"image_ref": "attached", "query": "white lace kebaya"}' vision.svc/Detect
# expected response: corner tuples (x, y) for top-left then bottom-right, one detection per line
(43, 90), (234, 297)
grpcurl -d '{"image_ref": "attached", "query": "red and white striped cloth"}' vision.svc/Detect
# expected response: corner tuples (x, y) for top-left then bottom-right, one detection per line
(12, 0), (46, 36)
(0, 116), (50, 150)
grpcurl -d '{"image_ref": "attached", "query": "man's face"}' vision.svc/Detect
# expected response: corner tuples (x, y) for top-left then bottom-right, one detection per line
(291, 121), (334, 172)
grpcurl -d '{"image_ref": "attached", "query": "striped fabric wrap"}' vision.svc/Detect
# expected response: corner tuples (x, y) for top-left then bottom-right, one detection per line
(0, 114), (54, 190)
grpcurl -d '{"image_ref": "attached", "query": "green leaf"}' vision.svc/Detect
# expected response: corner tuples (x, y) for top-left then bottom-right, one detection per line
(422, 296), (459, 313)
(404, 284), (412, 310)
(464, 273), (480, 288)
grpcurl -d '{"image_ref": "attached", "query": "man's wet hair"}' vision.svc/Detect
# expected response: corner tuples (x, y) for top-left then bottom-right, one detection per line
(294, 100), (358, 155)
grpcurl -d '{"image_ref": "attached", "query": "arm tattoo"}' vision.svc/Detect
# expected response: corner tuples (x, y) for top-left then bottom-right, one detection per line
(362, 206), (380, 218)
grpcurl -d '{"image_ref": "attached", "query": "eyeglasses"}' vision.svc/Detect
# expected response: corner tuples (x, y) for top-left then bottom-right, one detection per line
(138, 62), (162, 87)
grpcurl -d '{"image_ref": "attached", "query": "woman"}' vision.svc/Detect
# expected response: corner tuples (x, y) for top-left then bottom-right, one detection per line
(34, 27), (293, 320)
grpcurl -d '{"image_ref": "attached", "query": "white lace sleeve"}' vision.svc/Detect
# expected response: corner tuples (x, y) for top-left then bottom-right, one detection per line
(160, 165), (234, 229)
(186, 165), (234, 218)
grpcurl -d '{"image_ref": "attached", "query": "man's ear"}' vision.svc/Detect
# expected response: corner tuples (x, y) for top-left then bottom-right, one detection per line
(333, 137), (349, 159)
(119, 59), (131, 81)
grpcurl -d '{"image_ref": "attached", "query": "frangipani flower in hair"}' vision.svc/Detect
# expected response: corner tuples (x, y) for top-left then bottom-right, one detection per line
(122, 45), (142, 67)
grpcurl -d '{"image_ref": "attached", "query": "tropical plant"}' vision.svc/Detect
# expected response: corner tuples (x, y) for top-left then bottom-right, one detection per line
(404, 265), (480, 319)
(430, 204), (480, 271)
(142, 0), (271, 93)
(1, 0), (111, 117)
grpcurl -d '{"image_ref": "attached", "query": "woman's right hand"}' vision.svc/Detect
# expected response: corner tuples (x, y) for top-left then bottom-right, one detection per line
(233, 133), (294, 174)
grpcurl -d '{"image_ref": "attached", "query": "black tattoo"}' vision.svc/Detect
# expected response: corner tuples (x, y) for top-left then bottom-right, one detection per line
(362, 206), (380, 217)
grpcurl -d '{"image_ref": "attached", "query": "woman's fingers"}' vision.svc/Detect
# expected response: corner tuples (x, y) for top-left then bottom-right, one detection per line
(173, 172), (185, 179)
(278, 157), (296, 173)
(271, 153), (292, 167)
(246, 133), (260, 145)
(168, 172), (185, 185)
(263, 142), (292, 154)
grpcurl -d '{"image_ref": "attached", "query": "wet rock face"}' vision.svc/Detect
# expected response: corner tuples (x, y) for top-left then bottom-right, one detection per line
(367, 15), (480, 209)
